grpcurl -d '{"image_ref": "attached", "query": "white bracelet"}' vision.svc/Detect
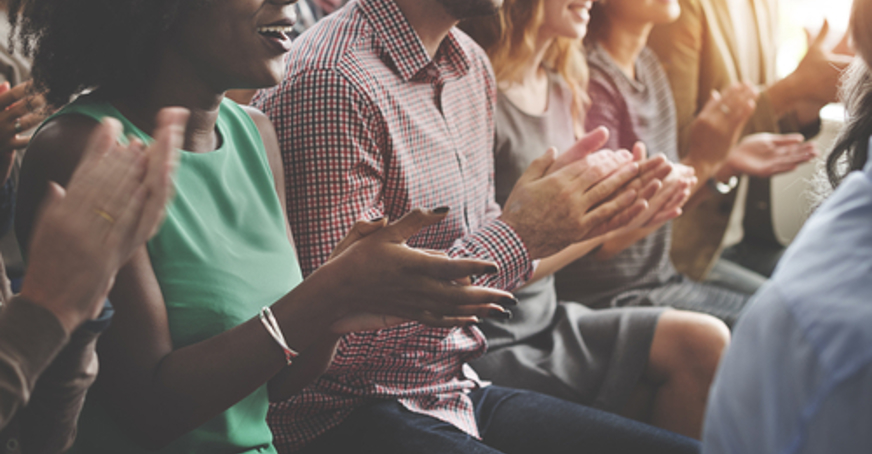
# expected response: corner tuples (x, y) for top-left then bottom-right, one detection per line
(259, 306), (299, 365)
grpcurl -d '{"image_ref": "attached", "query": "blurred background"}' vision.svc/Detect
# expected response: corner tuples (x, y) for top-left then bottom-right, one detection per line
(772, 0), (853, 244)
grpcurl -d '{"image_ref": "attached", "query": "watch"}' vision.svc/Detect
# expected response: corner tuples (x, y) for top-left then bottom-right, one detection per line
(707, 175), (739, 195)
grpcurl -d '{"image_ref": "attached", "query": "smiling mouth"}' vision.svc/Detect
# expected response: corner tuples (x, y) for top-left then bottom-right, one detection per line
(257, 25), (295, 39)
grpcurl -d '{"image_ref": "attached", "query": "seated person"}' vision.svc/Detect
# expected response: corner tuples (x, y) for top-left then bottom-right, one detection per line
(12, 0), (517, 452)
(648, 0), (844, 280)
(255, 0), (702, 451)
(459, 0), (730, 439)
(702, 1), (872, 452)
(0, 113), (180, 453)
(567, 0), (812, 325)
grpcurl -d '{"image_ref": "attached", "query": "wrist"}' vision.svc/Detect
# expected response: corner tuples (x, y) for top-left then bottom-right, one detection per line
(19, 284), (83, 335)
(767, 76), (798, 117)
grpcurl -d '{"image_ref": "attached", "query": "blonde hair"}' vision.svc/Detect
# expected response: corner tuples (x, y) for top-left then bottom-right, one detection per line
(461, 1), (589, 130)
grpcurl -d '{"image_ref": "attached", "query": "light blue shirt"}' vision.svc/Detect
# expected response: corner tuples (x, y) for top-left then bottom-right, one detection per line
(702, 152), (872, 454)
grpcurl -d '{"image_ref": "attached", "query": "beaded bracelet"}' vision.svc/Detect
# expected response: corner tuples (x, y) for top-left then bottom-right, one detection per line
(259, 306), (299, 365)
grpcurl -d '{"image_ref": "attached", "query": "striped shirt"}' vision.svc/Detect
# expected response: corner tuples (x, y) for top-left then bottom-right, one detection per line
(252, 0), (534, 451)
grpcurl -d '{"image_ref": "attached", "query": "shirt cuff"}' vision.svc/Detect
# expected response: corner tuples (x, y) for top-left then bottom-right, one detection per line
(0, 297), (69, 390)
(468, 219), (534, 290)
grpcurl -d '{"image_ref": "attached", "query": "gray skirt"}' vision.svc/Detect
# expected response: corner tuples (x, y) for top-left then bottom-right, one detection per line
(470, 303), (664, 413)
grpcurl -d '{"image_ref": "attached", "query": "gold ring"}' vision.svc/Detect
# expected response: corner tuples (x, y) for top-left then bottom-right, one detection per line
(13, 118), (21, 134)
(94, 209), (115, 224)
(719, 104), (731, 115)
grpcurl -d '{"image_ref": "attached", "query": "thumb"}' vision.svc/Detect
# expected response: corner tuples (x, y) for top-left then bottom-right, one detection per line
(381, 207), (449, 244)
(632, 141), (647, 161)
(330, 217), (387, 258)
(517, 147), (557, 185)
(770, 133), (805, 146)
(809, 19), (830, 49)
(32, 181), (66, 226)
(552, 126), (609, 172)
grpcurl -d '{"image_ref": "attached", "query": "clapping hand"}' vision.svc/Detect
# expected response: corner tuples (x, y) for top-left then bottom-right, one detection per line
(318, 208), (516, 333)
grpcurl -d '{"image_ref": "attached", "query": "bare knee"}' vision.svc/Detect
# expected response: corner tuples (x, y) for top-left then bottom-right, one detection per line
(646, 310), (730, 384)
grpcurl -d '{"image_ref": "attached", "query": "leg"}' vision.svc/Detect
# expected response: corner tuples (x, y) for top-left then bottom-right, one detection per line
(297, 399), (503, 454)
(706, 257), (768, 295)
(633, 310), (730, 439)
(475, 386), (699, 454)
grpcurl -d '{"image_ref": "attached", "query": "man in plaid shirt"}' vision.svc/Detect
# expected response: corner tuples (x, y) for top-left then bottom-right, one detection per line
(253, 0), (696, 452)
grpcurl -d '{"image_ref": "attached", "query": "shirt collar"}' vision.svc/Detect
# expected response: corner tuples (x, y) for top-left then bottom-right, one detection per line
(358, 0), (471, 82)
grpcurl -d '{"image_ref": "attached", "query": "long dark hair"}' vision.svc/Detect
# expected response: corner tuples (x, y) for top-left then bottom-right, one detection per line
(826, 0), (872, 187)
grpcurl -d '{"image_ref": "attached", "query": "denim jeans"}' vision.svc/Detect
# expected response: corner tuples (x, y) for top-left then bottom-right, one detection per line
(297, 385), (699, 454)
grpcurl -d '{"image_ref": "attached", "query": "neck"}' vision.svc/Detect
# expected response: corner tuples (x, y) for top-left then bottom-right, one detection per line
(114, 45), (224, 153)
(598, 18), (652, 80)
(392, 0), (458, 58)
(525, 33), (554, 84)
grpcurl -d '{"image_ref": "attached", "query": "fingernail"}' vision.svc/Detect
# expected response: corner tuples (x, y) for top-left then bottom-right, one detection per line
(432, 206), (450, 214)
(370, 217), (384, 223)
(484, 265), (499, 275)
(498, 296), (519, 307)
(488, 308), (513, 320)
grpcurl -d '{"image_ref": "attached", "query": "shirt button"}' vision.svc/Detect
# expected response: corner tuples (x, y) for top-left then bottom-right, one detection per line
(6, 438), (19, 452)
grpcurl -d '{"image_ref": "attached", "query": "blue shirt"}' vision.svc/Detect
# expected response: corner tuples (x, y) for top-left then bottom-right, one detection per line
(702, 152), (872, 454)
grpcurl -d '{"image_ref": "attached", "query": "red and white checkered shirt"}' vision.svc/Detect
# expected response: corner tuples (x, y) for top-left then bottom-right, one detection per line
(253, 0), (534, 451)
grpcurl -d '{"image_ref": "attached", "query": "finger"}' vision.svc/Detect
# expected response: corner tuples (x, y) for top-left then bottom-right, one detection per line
(517, 147), (557, 184)
(569, 150), (634, 192)
(577, 161), (639, 209)
(30, 181), (66, 232)
(132, 106), (188, 243)
(638, 155), (671, 185)
(587, 197), (647, 238)
(770, 133), (805, 146)
(632, 141), (647, 162)
(62, 118), (125, 208)
(379, 207), (450, 244)
(646, 207), (682, 227)
(0, 81), (29, 111)
(811, 19), (830, 49)
(551, 126), (609, 172)
(638, 178), (662, 202)
(414, 253), (502, 282)
(331, 217), (387, 259)
(15, 111), (46, 133)
(7, 135), (29, 150)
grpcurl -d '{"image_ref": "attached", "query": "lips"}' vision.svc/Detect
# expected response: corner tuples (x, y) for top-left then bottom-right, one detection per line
(257, 14), (297, 54)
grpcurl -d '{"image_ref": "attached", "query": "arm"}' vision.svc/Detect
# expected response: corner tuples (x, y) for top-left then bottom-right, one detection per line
(16, 108), (511, 449)
(0, 297), (69, 431)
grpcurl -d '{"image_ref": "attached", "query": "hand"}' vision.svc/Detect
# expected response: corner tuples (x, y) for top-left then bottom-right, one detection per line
(312, 208), (516, 333)
(19, 107), (188, 333)
(610, 146), (695, 234)
(790, 20), (853, 107)
(724, 133), (819, 178)
(687, 82), (757, 171)
(500, 143), (643, 259)
(0, 81), (49, 183)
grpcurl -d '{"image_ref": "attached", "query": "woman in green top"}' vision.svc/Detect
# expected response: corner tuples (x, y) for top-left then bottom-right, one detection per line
(9, 0), (515, 452)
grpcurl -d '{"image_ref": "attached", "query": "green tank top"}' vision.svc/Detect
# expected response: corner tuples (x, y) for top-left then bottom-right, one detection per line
(58, 96), (303, 454)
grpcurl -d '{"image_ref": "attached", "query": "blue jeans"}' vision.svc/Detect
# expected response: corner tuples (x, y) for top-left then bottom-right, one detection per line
(296, 386), (699, 453)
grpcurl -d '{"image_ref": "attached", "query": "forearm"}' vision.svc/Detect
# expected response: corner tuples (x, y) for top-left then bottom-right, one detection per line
(0, 297), (68, 431)
(526, 237), (603, 284)
(447, 218), (534, 291)
(20, 329), (98, 454)
(101, 271), (346, 449)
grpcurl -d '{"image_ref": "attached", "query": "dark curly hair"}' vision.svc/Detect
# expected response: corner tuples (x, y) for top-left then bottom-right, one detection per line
(826, 0), (872, 188)
(8, 0), (209, 107)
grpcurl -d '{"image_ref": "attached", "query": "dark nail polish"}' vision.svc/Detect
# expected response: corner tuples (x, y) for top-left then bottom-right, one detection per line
(498, 296), (519, 307)
(432, 206), (450, 214)
(369, 217), (384, 223)
(484, 265), (499, 275)
(488, 308), (513, 320)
